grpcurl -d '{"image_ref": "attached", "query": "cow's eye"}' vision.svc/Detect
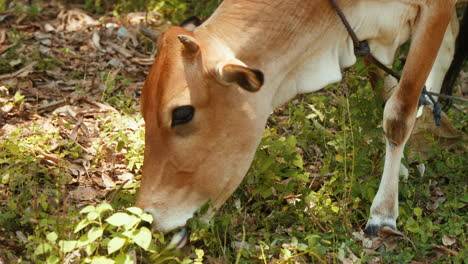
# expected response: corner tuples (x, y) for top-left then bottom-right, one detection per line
(171, 106), (195, 127)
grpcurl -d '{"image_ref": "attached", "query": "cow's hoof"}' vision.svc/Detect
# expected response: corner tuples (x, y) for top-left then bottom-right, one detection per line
(364, 222), (397, 237)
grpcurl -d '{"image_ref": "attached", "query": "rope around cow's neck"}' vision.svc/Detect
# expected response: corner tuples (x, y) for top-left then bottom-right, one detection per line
(329, 0), (468, 126)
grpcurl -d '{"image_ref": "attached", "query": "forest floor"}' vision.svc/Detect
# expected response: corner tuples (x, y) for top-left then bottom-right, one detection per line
(0, 1), (467, 263)
(0, 2), (160, 262)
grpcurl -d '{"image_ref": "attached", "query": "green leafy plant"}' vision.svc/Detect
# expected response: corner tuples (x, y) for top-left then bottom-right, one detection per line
(1, 1), (466, 263)
(33, 204), (158, 263)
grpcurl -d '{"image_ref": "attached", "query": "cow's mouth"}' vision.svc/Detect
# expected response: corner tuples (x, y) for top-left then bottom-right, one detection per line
(166, 227), (189, 249)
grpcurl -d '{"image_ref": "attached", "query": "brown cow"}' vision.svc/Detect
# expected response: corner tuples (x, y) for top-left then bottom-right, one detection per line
(136, 0), (458, 240)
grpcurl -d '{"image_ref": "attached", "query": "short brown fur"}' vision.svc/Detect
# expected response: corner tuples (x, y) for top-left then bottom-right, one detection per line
(136, 0), (458, 232)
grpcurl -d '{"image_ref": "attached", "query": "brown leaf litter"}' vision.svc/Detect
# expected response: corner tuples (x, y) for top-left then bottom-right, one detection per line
(0, 2), (157, 234)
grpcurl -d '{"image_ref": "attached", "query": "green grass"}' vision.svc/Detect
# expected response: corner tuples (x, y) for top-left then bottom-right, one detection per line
(1, 59), (466, 263)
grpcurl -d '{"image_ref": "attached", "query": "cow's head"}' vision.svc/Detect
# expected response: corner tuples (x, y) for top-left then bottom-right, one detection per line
(136, 25), (266, 232)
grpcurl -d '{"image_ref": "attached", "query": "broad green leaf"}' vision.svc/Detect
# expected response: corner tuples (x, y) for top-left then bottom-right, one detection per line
(414, 207), (422, 218)
(140, 213), (153, 224)
(87, 211), (100, 221)
(87, 226), (104, 243)
(449, 201), (465, 209)
(123, 182), (139, 189)
(194, 249), (204, 263)
(1, 173), (9, 184)
(80, 205), (96, 214)
(59, 240), (78, 253)
(106, 213), (135, 227)
(46, 232), (58, 243)
(133, 227), (152, 250)
(108, 236), (126, 255)
(331, 205), (340, 213)
(127, 207), (142, 216)
(96, 203), (113, 214)
(124, 215), (141, 230)
(34, 243), (52, 256)
(405, 217), (420, 233)
(283, 248), (292, 259)
(85, 243), (97, 256)
(293, 153), (303, 168)
(460, 193), (468, 203)
(145, 241), (158, 253)
(90, 256), (115, 264)
(335, 154), (344, 163)
(74, 218), (90, 233)
(122, 230), (134, 239)
(101, 237), (111, 247)
(258, 156), (275, 172)
(13, 91), (25, 103)
(291, 237), (298, 246)
(46, 255), (60, 264)
(285, 136), (297, 147)
(115, 254), (134, 264)
(308, 104), (325, 121)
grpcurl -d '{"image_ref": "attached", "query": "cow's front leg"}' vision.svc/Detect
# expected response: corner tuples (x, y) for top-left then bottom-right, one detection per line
(364, 0), (455, 237)
(365, 95), (416, 236)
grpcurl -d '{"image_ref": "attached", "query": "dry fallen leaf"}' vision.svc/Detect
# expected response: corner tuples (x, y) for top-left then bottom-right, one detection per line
(416, 163), (425, 176)
(427, 196), (446, 211)
(126, 11), (162, 26)
(56, 8), (99, 32)
(91, 31), (103, 51)
(0, 28), (6, 44)
(44, 23), (55, 32)
(407, 106), (465, 156)
(352, 230), (373, 248)
(432, 244), (458, 258)
(69, 186), (103, 201)
(68, 163), (86, 177)
(101, 173), (116, 189)
(442, 234), (457, 246)
(117, 172), (134, 183)
(104, 41), (133, 57)
(63, 248), (81, 264)
(1, 103), (14, 114)
(341, 258), (353, 264)
(0, 61), (38, 80)
(377, 226), (414, 251)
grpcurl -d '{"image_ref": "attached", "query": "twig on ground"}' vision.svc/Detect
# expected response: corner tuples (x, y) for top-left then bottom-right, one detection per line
(70, 115), (84, 141)
(307, 208), (328, 233)
(36, 99), (66, 112)
(107, 179), (130, 203)
(104, 41), (134, 57)
(0, 61), (37, 80)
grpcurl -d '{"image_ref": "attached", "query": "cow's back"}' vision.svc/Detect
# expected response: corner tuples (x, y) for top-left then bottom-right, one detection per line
(198, 0), (418, 107)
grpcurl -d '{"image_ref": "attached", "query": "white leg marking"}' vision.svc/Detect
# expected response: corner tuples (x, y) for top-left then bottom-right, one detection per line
(366, 141), (404, 231)
(399, 163), (409, 181)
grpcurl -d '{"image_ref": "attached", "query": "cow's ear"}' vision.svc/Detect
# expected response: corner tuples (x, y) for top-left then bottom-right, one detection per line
(178, 35), (199, 56)
(180, 16), (202, 31)
(219, 64), (264, 92)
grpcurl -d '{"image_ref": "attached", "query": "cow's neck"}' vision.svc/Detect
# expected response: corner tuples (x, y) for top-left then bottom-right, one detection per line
(196, 0), (415, 111)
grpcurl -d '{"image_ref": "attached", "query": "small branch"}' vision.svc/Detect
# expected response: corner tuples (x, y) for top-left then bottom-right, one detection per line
(307, 208), (327, 233)
(107, 179), (130, 203)
(0, 61), (37, 80)
(36, 99), (66, 112)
